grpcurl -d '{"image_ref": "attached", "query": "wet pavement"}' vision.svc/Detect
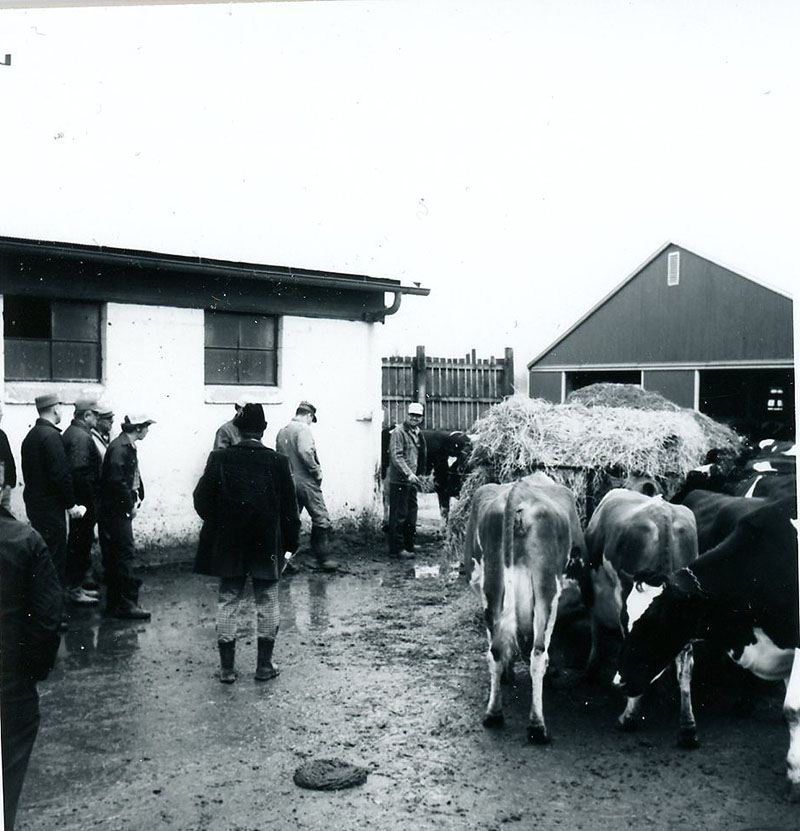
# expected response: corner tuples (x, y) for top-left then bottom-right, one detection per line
(14, 496), (799, 831)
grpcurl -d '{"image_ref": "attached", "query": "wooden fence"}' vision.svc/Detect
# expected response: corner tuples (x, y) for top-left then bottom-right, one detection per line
(382, 346), (515, 430)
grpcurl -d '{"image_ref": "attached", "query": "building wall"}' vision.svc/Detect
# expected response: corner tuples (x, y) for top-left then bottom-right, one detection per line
(1, 298), (382, 549)
(528, 371), (562, 403)
(642, 369), (695, 408)
(532, 247), (794, 368)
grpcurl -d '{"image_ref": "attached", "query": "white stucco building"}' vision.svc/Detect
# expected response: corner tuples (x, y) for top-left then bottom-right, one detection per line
(0, 236), (428, 551)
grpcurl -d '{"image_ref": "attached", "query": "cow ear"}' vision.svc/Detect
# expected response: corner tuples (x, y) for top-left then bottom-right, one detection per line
(618, 569), (635, 595)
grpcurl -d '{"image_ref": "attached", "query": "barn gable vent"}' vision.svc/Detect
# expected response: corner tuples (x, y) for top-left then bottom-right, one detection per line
(667, 251), (680, 286)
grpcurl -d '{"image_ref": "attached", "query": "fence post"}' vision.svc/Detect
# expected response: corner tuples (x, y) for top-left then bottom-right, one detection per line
(502, 347), (515, 396)
(414, 345), (427, 407)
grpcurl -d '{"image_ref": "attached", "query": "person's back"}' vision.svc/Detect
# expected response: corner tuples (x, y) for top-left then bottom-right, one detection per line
(0, 508), (63, 830)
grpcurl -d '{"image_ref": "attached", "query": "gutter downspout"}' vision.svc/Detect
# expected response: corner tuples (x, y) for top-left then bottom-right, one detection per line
(364, 291), (402, 323)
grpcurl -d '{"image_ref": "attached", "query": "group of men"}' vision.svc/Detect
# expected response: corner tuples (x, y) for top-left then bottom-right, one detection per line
(0, 393), (154, 829)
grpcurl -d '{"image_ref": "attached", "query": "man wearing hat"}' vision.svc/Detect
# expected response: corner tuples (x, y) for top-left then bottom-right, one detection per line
(386, 402), (428, 559)
(213, 394), (256, 451)
(21, 394), (86, 601)
(193, 402), (300, 683)
(62, 396), (104, 607)
(276, 401), (338, 571)
(98, 412), (156, 620)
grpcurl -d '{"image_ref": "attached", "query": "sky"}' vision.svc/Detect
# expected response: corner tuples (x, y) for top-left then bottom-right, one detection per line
(0, 0), (797, 390)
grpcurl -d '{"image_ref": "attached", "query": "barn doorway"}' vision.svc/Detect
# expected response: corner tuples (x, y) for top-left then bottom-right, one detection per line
(699, 368), (795, 442)
(565, 370), (642, 397)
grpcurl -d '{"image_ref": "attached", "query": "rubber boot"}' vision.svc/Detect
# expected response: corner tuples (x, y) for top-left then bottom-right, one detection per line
(312, 526), (339, 571)
(113, 587), (151, 621)
(255, 638), (280, 681)
(218, 639), (237, 684)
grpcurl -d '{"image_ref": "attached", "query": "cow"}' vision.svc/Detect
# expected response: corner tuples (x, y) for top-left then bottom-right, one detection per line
(465, 472), (585, 743)
(582, 488), (700, 747)
(381, 426), (472, 521)
(613, 497), (800, 800)
(680, 489), (769, 553)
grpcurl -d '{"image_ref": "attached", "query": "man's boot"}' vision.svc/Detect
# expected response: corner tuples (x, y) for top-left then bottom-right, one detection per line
(312, 526), (339, 571)
(112, 588), (151, 621)
(218, 639), (237, 684)
(255, 637), (280, 681)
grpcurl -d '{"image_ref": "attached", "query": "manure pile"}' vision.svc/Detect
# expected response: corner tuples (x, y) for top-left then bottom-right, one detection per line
(447, 386), (742, 557)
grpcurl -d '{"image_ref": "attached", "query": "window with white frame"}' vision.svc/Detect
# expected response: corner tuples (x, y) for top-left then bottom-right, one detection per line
(3, 296), (102, 381)
(204, 310), (278, 385)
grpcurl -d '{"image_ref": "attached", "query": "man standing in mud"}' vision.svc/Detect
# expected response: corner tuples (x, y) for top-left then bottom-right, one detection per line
(0, 506), (63, 830)
(193, 403), (300, 683)
(276, 401), (338, 571)
(386, 402), (427, 560)
(99, 413), (155, 620)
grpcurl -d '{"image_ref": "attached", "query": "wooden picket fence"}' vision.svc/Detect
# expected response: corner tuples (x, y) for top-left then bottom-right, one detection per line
(382, 346), (515, 431)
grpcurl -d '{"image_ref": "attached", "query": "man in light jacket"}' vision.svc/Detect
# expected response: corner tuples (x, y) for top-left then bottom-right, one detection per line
(387, 402), (427, 559)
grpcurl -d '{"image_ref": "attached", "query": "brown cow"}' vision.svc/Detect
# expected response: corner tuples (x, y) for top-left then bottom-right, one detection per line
(466, 472), (585, 744)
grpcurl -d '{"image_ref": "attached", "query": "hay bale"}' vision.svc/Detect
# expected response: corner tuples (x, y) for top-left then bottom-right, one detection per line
(446, 393), (743, 558)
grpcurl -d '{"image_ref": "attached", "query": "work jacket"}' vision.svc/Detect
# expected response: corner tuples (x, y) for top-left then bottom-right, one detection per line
(275, 418), (323, 484)
(193, 440), (301, 580)
(63, 419), (103, 506)
(387, 421), (427, 485)
(100, 432), (144, 517)
(21, 419), (75, 513)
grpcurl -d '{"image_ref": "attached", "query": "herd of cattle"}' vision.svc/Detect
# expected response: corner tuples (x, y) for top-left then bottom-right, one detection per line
(458, 437), (799, 801)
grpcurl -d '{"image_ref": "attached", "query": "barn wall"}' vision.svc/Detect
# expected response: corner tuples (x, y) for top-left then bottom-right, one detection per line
(532, 247), (794, 368)
(2, 298), (382, 550)
(642, 369), (695, 408)
(528, 371), (562, 403)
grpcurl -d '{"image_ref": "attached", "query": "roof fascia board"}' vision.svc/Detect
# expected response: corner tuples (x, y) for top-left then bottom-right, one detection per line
(0, 236), (430, 297)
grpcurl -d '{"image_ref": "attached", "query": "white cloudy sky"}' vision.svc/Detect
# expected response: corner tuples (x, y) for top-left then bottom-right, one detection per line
(0, 0), (797, 386)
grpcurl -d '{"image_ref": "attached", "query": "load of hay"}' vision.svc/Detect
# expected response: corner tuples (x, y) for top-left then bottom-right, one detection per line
(447, 386), (742, 557)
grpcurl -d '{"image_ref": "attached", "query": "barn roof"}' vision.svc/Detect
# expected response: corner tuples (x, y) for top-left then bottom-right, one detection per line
(0, 235), (430, 298)
(528, 241), (793, 369)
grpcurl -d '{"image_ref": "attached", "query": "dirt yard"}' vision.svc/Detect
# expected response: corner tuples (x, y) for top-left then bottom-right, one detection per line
(15, 496), (797, 831)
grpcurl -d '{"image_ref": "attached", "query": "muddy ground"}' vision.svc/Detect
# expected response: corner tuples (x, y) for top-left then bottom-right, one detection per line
(15, 497), (797, 831)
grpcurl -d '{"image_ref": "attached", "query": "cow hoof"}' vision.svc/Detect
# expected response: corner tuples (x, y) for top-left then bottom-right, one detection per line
(615, 718), (639, 733)
(787, 782), (800, 803)
(482, 713), (504, 729)
(527, 725), (551, 745)
(677, 730), (700, 750)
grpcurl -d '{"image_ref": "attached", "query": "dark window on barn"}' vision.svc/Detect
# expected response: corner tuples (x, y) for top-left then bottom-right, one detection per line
(3, 296), (102, 381)
(204, 311), (278, 386)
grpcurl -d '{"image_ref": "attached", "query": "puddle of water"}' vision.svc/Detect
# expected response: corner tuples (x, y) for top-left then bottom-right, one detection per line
(413, 564), (440, 579)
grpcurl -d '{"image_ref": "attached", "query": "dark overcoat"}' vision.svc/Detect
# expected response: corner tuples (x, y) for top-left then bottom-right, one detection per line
(193, 440), (301, 580)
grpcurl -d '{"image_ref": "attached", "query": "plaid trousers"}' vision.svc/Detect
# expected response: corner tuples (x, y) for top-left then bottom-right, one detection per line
(216, 576), (279, 642)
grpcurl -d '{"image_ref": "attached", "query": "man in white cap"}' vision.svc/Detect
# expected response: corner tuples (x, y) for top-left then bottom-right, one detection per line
(386, 402), (427, 559)
(213, 395), (256, 451)
(98, 413), (155, 620)
(21, 393), (86, 619)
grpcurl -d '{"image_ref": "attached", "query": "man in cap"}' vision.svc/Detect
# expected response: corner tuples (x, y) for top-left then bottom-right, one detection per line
(386, 402), (427, 559)
(276, 401), (338, 571)
(1, 505), (63, 830)
(213, 394), (256, 450)
(193, 403), (300, 683)
(0, 401), (17, 512)
(21, 394), (86, 608)
(62, 396), (104, 606)
(98, 412), (155, 620)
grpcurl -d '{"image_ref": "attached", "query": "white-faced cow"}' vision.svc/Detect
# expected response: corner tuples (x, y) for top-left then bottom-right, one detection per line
(466, 472), (585, 744)
(583, 488), (700, 747)
(614, 497), (800, 800)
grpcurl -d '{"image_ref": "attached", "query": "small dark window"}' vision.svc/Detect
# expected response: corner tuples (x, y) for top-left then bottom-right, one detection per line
(3, 296), (101, 381)
(204, 311), (278, 386)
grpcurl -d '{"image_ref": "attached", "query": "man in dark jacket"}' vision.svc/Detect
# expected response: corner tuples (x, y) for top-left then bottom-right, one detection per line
(0, 506), (63, 831)
(98, 413), (155, 620)
(62, 397), (103, 606)
(193, 403), (300, 684)
(387, 402), (428, 559)
(21, 393), (85, 594)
